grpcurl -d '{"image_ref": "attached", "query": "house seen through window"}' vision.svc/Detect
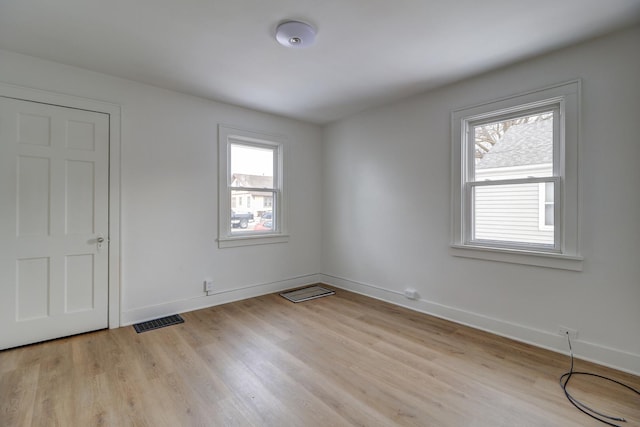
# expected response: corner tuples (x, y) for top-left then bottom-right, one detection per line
(217, 125), (287, 248)
(230, 143), (276, 233)
(472, 111), (556, 247)
(451, 81), (581, 269)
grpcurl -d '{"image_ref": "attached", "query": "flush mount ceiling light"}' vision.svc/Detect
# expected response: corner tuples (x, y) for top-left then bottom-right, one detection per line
(275, 20), (316, 48)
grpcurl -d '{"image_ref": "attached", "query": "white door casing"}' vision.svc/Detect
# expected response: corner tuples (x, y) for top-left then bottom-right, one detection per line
(0, 93), (114, 349)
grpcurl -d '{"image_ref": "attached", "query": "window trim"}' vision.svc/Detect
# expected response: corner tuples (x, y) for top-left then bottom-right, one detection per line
(450, 81), (582, 270)
(218, 125), (288, 248)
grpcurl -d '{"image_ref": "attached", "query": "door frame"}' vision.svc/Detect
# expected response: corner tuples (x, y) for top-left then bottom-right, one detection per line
(0, 82), (121, 328)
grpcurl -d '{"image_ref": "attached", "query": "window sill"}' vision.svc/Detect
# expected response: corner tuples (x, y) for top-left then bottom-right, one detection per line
(449, 244), (583, 271)
(218, 234), (289, 248)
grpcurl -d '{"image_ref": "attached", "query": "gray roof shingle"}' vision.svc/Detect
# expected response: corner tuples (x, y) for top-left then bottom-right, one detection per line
(476, 119), (553, 169)
(232, 173), (273, 189)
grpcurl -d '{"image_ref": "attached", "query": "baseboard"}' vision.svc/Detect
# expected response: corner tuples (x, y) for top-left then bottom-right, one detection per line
(320, 273), (640, 376)
(120, 274), (322, 326)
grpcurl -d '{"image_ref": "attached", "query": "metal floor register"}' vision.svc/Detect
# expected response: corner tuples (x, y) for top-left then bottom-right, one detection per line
(133, 314), (184, 333)
(280, 285), (335, 303)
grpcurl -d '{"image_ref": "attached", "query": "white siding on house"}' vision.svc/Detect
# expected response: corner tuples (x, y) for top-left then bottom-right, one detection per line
(473, 164), (553, 245)
(474, 183), (553, 245)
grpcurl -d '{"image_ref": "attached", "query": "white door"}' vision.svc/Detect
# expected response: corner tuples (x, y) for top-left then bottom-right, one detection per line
(0, 96), (109, 349)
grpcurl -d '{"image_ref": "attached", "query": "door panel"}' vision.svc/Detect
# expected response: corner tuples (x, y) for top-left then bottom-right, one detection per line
(65, 159), (95, 234)
(16, 257), (49, 320)
(65, 254), (95, 312)
(17, 155), (50, 236)
(0, 97), (109, 349)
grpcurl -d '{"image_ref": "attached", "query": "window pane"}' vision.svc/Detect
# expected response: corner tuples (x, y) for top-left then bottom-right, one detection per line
(545, 204), (554, 226)
(474, 112), (553, 180)
(473, 183), (554, 246)
(544, 181), (554, 226)
(230, 190), (275, 233)
(545, 181), (554, 203)
(230, 144), (274, 188)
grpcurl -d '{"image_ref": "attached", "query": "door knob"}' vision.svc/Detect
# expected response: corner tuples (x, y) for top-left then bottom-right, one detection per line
(96, 234), (106, 251)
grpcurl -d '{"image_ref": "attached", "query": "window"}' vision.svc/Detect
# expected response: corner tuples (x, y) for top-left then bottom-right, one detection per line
(471, 108), (558, 248)
(218, 125), (288, 248)
(451, 81), (582, 270)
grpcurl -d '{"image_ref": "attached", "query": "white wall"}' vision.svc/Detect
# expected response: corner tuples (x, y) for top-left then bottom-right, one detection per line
(0, 49), (324, 324)
(321, 26), (640, 374)
(1, 26), (638, 375)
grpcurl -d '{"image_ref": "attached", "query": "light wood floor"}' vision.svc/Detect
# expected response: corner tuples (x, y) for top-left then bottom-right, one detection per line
(1, 286), (639, 426)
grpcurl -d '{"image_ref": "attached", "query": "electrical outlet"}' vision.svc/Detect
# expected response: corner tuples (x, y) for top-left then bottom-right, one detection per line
(204, 280), (214, 293)
(558, 326), (578, 340)
(404, 288), (419, 300)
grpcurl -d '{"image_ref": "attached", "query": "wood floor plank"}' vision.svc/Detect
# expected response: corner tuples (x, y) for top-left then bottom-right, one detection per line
(0, 365), (38, 426)
(217, 302), (396, 426)
(1, 285), (638, 426)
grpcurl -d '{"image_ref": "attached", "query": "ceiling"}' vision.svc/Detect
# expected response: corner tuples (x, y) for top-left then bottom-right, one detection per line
(1, 0), (639, 124)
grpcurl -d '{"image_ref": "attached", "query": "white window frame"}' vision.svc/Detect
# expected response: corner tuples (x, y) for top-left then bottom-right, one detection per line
(218, 125), (288, 248)
(451, 81), (583, 270)
(467, 104), (560, 251)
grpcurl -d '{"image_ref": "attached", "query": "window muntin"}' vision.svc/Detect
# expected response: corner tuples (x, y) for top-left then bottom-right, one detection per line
(218, 125), (287, 248)
(451, 80), (582, 269)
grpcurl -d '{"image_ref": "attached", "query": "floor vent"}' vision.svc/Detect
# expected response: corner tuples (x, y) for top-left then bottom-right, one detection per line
(133, 314), (184, 333)
(280, 285), (335, 303)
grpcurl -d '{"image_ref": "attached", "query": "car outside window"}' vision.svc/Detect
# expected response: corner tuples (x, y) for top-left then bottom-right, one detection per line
(218, 126), (288, 248)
